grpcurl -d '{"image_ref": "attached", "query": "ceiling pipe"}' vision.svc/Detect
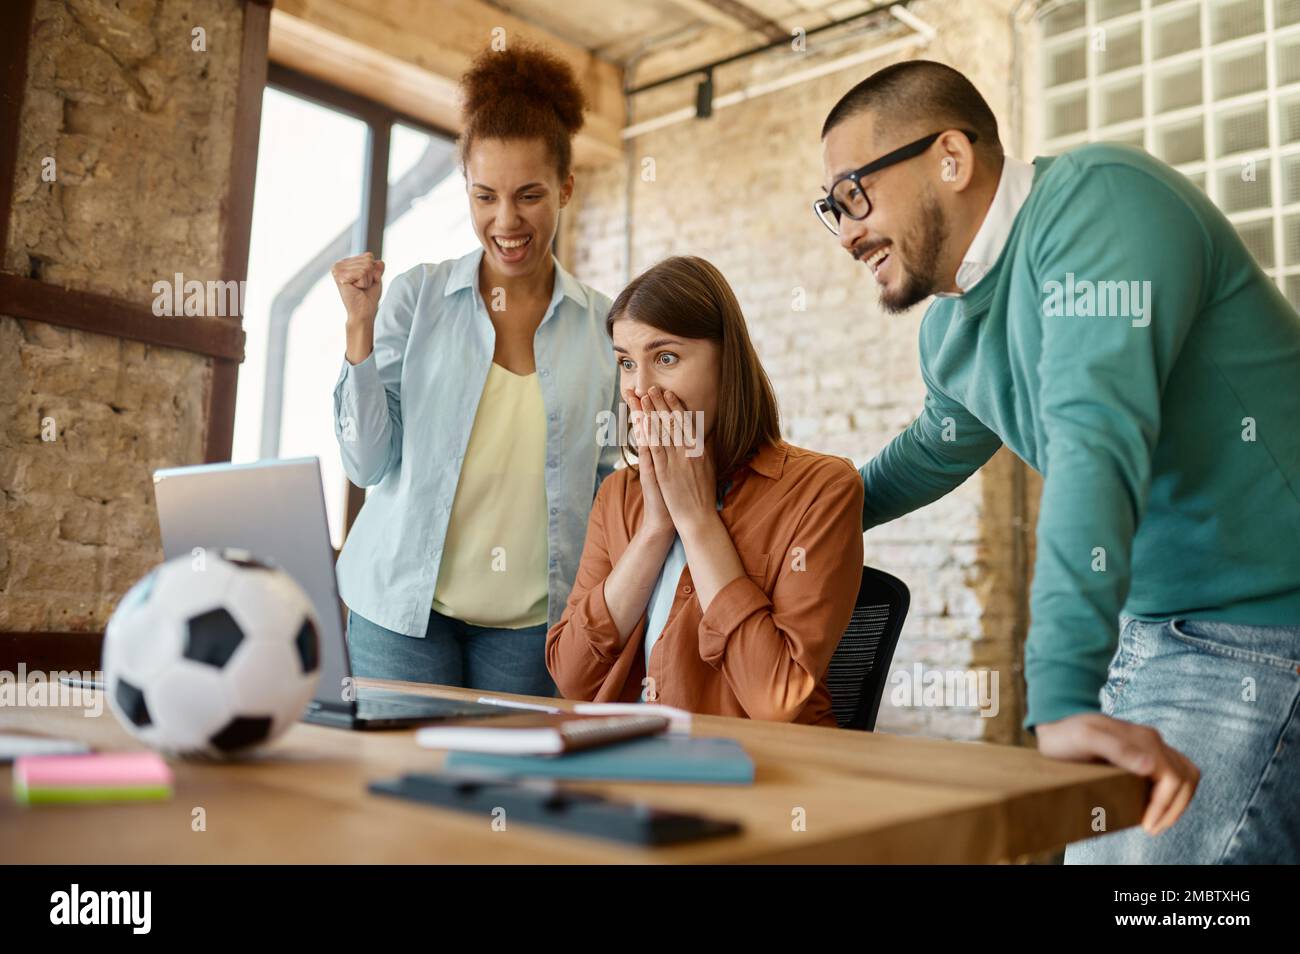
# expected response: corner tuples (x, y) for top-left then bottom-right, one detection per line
(622, 7), (935, 140)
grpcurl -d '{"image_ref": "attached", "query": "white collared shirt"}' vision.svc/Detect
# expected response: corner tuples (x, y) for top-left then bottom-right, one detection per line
(935, 155), (1036, 298)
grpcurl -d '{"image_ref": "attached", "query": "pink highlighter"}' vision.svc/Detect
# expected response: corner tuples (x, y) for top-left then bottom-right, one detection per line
(13, 751), (174, 805)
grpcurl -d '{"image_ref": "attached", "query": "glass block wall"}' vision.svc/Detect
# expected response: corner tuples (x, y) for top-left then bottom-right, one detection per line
(1039, 0), (1300, 309)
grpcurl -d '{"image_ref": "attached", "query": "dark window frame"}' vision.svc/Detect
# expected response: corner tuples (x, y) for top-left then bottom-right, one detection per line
(259, 64), (457, 543)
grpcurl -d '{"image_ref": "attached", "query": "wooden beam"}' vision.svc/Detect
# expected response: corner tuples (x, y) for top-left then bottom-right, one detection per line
(268, 0), (625, 167)
(0, 0), (36, 270)
(0, 273), (245, 360)
(0, 632), (102, 673)
(666, 0), (788, 42)
(206, 0), (271, 465)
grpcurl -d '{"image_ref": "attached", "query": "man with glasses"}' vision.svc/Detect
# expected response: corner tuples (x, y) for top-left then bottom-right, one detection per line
(819, 59), (1300, 864)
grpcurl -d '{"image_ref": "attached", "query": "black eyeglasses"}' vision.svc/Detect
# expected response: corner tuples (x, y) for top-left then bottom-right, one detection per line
(813, 129), (978, 235)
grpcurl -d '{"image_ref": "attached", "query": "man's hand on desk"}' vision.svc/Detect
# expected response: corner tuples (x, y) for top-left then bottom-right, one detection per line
(1035, 712), (1200, 836)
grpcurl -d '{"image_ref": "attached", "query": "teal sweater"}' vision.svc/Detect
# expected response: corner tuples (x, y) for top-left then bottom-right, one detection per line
(861, 143), (1300, 730)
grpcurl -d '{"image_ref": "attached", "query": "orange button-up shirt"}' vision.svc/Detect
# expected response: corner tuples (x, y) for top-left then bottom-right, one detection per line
(546, 439), (864, 726)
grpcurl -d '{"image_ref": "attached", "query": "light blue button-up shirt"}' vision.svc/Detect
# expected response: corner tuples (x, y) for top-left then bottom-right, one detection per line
(332, 245), (620, 638)
(642, 480), (735, 667)
(643, 536), (686, 667)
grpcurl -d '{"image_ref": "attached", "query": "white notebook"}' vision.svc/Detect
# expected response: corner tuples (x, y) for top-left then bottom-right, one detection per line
(416, 712), (670, 755)
(0, 732), (92, 763)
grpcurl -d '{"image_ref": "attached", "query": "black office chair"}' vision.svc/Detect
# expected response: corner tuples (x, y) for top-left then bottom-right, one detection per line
(825, 565), (910, 731)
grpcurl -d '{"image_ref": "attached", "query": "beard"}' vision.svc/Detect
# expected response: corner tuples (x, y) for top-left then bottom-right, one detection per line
(879, 187), (949, 314)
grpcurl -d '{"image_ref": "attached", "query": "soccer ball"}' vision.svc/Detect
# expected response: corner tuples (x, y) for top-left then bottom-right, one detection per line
(104, 548), (321, 759)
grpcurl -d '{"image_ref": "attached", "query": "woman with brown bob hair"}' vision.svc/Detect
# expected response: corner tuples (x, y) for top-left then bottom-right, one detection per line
(546, 256), (864, 725)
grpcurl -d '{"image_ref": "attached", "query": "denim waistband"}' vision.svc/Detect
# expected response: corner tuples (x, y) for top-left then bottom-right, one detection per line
(1123, 614), (1300, 670)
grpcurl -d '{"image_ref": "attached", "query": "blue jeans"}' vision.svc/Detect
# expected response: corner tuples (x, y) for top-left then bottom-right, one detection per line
(345, 606), (556, 697)
(1065, 616), (1300, 864)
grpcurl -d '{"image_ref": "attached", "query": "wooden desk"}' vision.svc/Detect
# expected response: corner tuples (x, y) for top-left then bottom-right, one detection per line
(0, 680), (1145, 863)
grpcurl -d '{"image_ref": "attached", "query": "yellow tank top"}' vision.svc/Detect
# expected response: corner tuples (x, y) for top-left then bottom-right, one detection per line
(431, 363), (550, 628)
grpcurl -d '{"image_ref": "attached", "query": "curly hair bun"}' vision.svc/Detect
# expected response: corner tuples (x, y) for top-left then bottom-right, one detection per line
(459, 42), (587, 175)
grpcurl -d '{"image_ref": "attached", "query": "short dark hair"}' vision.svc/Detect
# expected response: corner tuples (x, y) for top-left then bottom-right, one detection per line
(821, 60), (1002, 162)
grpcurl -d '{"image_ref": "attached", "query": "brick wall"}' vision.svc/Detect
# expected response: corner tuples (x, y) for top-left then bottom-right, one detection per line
(559, 0), (1040, 743)
(0, 0), (245, 632)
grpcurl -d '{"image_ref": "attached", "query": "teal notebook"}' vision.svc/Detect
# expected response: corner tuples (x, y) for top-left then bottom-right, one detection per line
(444, 735), (754, 784)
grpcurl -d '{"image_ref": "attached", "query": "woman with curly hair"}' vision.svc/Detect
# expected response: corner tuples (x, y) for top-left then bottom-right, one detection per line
(330, 43), (619, 695)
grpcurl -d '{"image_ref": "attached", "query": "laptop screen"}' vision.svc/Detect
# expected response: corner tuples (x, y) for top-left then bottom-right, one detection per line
(152, 457), (351, 712)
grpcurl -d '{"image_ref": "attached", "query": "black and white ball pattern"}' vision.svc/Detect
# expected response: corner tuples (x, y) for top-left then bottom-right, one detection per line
(104, 549), (321, 759)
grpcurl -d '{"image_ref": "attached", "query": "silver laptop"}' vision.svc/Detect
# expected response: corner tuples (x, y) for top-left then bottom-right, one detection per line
(152, 457), (509, 729)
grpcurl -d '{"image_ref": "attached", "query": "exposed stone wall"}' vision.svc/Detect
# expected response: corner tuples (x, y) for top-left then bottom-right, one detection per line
(1, 0), (247, 632)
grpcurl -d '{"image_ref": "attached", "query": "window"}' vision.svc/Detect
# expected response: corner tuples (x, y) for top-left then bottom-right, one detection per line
(384, 123), (476, 281)
(233, 68), (478, 548)
(1038, 0), (1300, 309)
